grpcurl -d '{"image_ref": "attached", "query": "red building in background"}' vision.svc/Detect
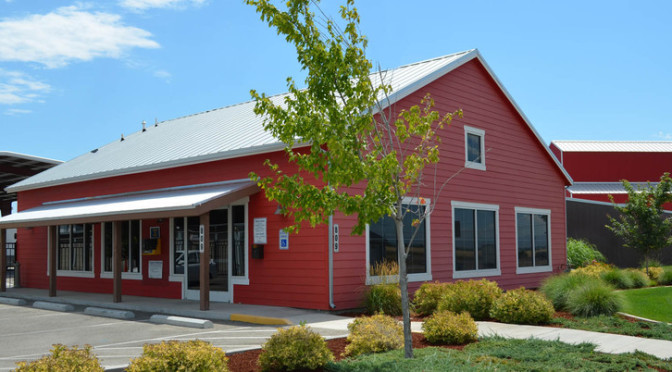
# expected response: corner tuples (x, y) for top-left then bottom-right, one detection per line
(0, 50), (572, 310)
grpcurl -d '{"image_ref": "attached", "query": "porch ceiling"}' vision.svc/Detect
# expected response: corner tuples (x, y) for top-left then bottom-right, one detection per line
(0, 180), (259, 229)
(0, 152), (61, 206)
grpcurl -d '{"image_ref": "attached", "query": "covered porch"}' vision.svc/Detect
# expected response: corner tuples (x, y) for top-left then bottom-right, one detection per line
(0, 180), (259, 311)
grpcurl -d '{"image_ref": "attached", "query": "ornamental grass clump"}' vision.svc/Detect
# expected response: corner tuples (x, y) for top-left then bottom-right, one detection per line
(644, 266), (664, 284)
(413, 281), (449, 316)
(364, 261), (402, 316)
(126, 340), (228, 372)
(659, 268), (672, 285)
(567, 238), (606, 268)
(421, 310), (478, 345)
(600, 268), (634, 289)
(258, 325), (333, 372)
(570, 261), (613, 278)
(437, 279), (502, 320)
(15, 344), (104, 372)
(625, 268), (651, 288)
(345, 314), (403, 357)
(490, 287), (555, 325)
(566, 280), (623, 317)
(540, 272), (593, 311)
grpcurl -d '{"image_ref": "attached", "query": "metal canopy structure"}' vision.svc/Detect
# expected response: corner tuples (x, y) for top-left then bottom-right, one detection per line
(0, 152), (62, 216)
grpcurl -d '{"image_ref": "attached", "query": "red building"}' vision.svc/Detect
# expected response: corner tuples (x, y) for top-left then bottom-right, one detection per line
(0, 50), (572, 310)
(550, 141), (672, 208)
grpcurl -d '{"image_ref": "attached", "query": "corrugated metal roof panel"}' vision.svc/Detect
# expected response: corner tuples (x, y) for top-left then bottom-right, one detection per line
(568, 182), (659, 194)
(552, 141), (672, 152)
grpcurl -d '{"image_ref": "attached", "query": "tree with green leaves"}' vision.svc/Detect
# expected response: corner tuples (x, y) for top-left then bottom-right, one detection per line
(606, 173), (672, 274)
(246, 0), (461, 358)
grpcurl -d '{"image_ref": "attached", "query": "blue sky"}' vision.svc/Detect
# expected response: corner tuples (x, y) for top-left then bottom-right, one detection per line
(1, 0), (671, 162)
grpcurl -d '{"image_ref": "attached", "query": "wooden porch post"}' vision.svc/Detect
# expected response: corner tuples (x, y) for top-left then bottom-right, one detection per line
(48, 226), (57, 297)
(113, 221), (122, 303)
(1, 228), (6, 292)
(200, 213), (210, 311)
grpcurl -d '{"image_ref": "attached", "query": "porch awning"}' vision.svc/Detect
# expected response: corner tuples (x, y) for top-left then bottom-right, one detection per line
(0, 180), (259, 228)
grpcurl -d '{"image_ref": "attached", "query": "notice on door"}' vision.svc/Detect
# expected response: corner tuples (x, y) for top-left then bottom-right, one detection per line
(254, 217), (267, 244)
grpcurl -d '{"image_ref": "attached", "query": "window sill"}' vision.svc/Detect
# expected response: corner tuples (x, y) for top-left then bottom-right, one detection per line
(453, 268), (501, 279)
(366, 272), (432, 285)
(100, 272), (143, 280)
(516, 266), (552, 274)
(56, 271), (94, 278)
(465, 161), (486, 171)
(232, 277), (249, 285)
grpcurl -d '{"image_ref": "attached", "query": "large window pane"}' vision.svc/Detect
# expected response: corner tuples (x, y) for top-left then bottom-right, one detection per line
(517, 214), (533, 267)
(467, 133), (482, 163)
(534, 214), (549, 266)
(104, 221), (141, 273)
(57, 224), (93, 272)
(454, 208), (475, 271)
(232, 205), (246, 277)
(477, 210), (497, 270)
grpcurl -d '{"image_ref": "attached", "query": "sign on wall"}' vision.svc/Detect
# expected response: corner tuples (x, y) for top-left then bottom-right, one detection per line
(279, 229), (289, 250)
(254, 217), (267, 244)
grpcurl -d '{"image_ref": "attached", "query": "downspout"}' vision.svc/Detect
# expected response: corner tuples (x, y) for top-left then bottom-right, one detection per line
(328, 214), (336, 309)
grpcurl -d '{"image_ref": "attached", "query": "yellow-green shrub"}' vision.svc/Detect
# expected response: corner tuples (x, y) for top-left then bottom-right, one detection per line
(258, 325), (333, 371)
(413, 281), (449, 316)
(570, 261), (613, 278)
(364, 283), (402, 316)
(127, 340), (228, 372)
(345, 314), (403, 357)
(15, 344), (103, 372)
(643, 266), (664, 283)
(490, 288), (555, 325)
(421, 311), (478, 345)
(437, 279), (502, 320)
(625, 268), (651, 288)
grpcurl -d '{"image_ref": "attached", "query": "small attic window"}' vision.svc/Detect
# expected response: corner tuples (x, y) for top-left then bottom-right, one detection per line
(464, 126), (486, 170)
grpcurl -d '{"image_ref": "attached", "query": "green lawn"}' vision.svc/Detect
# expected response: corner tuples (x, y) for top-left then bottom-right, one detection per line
(327, 337), (672, 371)
(621, 286), (672, 323)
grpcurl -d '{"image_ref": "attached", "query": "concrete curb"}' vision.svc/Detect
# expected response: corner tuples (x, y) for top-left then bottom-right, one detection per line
(0, 297), (27, 306)
(85, 306), (135, 320)
(230, 313), (291, 325)
(618, 312), (672, 325)
(33, 301), (74, 312)
(149, 314), (213, 329)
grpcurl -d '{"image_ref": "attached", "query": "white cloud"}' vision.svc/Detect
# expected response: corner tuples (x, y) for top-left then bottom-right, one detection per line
(654, 131), (672, 140)
(0, 5), (160, 68)
(0, 69), (51, 105)
(120, 0), (206, 11)
(4, 108), (32, 116)
(153, 69), (172, 80)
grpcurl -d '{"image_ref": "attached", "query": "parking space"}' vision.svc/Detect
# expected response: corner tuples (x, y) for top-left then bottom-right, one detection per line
(0, 303), (348, 371)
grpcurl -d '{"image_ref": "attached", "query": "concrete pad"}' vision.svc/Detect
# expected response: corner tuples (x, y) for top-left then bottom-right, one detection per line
(33, 301), (74, 312)
(149, 314), (213, 329)
(307, 318), (352, 331)
(0, 297), (27, 306)
(84, 306), (135, 320)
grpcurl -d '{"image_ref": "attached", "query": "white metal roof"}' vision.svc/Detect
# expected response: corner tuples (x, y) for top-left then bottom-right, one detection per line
(8, 49), (571, 192)
(568, 182), (659, 195)
(0, 180), (257, 228)
(552, 141), (672, 153)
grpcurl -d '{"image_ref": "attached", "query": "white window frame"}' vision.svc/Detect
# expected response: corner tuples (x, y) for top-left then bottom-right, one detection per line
(451, 201), (501, 279)
(365, 197), (432, 285)
(100, 221), (143, 280)
(515, 207), (552, 274)
(168, 217), (183, 282)
(464, 125), (486, 171)
(49, 224), (95, 278)
(231, 197), (250, 285)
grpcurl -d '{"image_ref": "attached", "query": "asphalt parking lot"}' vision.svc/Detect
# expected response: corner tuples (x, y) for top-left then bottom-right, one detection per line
(0, 303), (348, 371)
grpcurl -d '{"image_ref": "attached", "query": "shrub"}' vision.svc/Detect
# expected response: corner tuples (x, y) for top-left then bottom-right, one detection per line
(364, 283), (402, 316)
(413, 281), (448, 316)
(422, 310), (478, 345)
(490, 288), (555, 324)
(567, 238), (606, 268)
(600, 269), (634, 289)
(643, 266), (664, 283)
(437, 279), (502, 320)
(659, 268), (672, 285)
(540, 272), (593, 311)
(345, 314), (403, 357)
(258, 325), (333, 371)
(127, 340), (228, 372)
(15, 344), (103, 372)
(624, 269), (650, 288)
(566, 280), (623, 317)
(571, 261), (613, 278)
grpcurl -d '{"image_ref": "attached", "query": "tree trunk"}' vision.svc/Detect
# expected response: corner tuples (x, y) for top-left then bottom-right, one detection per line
(395, 217), (413, 359)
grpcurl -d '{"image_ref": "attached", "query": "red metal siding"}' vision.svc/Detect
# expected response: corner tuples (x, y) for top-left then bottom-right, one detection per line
(333, 59), (568, 309)
(560, 151), (672, 182)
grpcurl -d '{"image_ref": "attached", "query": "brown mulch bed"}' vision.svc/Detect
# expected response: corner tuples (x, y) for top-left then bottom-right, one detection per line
(226, 333), (468, 372)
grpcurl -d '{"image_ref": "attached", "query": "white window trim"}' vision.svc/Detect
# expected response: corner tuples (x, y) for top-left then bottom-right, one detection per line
(47, 224), (95, 277)
(365, 197), (432, 285)
(464, 125), (486, 171)
(231, 197), (250, 285)
(168, 217), (184, 282)
(99, 221), (144, 280)
(451, 201), (501, 279)
(515, 207), (553, 274)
